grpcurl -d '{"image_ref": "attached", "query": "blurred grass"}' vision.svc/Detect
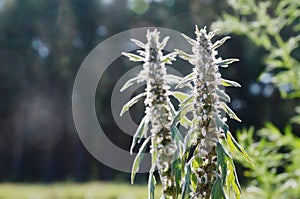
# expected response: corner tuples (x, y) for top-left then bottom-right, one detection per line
(0, 181), (162, 199)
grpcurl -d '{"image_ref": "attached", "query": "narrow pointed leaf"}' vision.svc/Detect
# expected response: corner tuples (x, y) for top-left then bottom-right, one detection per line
(216, 142), (230, 185)
(120, 76), (142, 92)
(226, 131), (253, 165)
(168, 100), (177, 118)
(122, 52), (145, 62)
(131, 38), (146, 49)
(212, 36), (231, 50)
(175, 49), (194, 61)
(221, 78), (241, 87)
(160, 52), (177, 64)
(148, 169), (156, 199)
(219, 102), (241, 122)
(215, 113), (229, 133)
(181, 165), (191, 199)
(211, 175), (228, 199)
(181, 33), (198, 46)
(165, 74), (182, 85)
(130, 116), (148, 154)
(226, 160), (241, 199)
(171, 91), (190, 102)
(176, 72), (195, 89)
(120, 92), (146, 116)
(215, 58), (239, 67)
(158, 36), (170, 51)
(131, 136), (151, 184)
(216, 89), (231, 102)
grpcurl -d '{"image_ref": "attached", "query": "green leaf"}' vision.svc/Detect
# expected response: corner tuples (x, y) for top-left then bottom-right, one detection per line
(171, 91), (190, 102)
(160, 52), (177, 64)
(122, 52), (145, 62)
(175, 72), (195, 89)
(215, 113), (229, 133)
(148, 170), (156, 199)
(131, 39), (146, 49)
(172, 158), (182, 195)
(212, 36), (231, 50)
(158, 36), (170, 51)
(168, 100), (177, 118)
(131, 136), (151, 184)
(216, 143), (241, 198)
(165, 74), (182, 85)
(181, 165), (191, 199)
(216, 89), (231, 102)
(120, 76), (142, 92)
(174, 49), (194, 61)
(226, 131), (253, 165)
(130, 116), (148, 154)
(181, 33), (198, 46)
(226, 160), (241, 199)
(219, 102), (241, 122)
(221, 78), (241, 87)
(216, 142), (229, 185)
(215, 58), (239, 67)
(171, 125), (184, 143)
(120, 92), (146, 116)
(211, 175), (228, 199)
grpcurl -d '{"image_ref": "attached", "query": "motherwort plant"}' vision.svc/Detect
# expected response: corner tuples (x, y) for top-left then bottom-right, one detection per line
(175, 26), (252, 199)
(120, 29), (182, 199)
(120, 26), (252, 199)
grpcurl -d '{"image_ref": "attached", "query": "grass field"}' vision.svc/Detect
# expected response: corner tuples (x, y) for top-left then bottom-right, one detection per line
(0, 182), (159, 199)
(0, 182), (258, 199)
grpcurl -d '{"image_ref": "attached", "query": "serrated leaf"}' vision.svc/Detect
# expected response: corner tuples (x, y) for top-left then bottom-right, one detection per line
(158, 36), (170, 51)
(221, 78), (241, 87)
(226, 131), (253, 165)
(174, 49), (194, 61)
(122, 52), (145, 62)
(120, 92), (146, 116)
(212, 36), (231, 49)
(131, 136), (151, 184)
(211, 175), (228, 199)
(215, 58), (239, 67)
(216, 89), (231, 102)
(130, 116), (148, 154)
(120, 76), (142, 92)
(130, 38), (146, 49)
(219, 102), (241, 122)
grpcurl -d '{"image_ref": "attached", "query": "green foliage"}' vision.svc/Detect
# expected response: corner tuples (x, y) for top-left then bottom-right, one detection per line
(212, 0), (300, 99)
(122, 27), (250, 199)
(236, 125), (300, 198)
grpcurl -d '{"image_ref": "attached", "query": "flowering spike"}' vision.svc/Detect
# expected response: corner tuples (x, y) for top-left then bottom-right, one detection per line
(121, 29), (180, 199)
(176, 26), (245, 199)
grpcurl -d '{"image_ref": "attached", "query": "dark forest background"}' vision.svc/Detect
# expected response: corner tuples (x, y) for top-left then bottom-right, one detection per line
(0, 0), (297, 183)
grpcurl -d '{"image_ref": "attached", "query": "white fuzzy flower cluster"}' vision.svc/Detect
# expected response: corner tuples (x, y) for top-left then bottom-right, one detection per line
(122, 29), (178, 199)
(176, 26), (239, 199)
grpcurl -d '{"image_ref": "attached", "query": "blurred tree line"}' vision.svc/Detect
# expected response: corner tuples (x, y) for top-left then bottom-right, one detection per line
(0, 0), (298, 182)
